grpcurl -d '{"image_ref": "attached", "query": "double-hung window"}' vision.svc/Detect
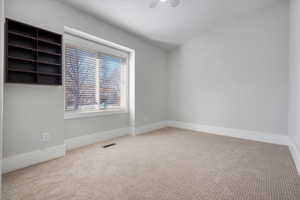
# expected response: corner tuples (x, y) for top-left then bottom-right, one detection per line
(64, 32), (129, 118)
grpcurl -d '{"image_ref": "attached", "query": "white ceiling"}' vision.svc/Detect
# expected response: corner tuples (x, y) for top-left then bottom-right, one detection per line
(57, 0), (284, 50)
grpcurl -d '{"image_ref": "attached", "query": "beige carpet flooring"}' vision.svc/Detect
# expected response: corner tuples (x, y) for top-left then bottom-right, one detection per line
(3, 128), (300, 200)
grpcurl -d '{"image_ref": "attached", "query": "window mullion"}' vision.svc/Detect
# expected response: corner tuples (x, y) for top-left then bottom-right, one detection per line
(95, 57), (100, 109)
(98, 53), (102, 110)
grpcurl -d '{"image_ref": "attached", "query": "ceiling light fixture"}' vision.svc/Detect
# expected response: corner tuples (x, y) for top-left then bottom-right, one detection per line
(149, 0), (181, 8)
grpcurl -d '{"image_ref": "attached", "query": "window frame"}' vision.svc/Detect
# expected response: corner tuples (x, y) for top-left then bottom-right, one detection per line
(63, 30), (131, 120)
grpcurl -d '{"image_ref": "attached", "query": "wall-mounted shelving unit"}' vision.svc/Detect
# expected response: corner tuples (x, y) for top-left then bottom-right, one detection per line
(5, 18), (62, 85)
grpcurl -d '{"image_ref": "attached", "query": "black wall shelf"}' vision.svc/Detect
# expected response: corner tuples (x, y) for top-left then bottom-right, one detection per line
(5, 18), (62, 85)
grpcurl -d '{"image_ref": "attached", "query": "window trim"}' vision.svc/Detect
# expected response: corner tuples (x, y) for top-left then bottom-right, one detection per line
(64, 109), (128, 120)
(63, 27), (134, 120)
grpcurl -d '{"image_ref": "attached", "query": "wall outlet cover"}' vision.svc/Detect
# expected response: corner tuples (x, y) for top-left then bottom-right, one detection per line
(41, 132), (51, 142)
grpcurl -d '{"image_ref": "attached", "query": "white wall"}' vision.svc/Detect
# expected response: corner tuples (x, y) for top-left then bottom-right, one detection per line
(289, 0), (300, 150)
(168, 2), (289, 135)
(0, 0), (4, 193)
(3, 0), (289, 162)
(4, 0), (167, 157)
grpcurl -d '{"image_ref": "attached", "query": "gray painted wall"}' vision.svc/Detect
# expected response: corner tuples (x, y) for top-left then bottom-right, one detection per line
(4, 0), (168, 157)
(3, 0), (290, 161)
(167, 2), (289, 135)
(289, 0), (300, 150)
(0, 0), (4, 192)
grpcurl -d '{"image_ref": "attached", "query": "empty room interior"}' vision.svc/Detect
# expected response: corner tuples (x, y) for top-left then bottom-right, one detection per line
(1, 0), (300, 199)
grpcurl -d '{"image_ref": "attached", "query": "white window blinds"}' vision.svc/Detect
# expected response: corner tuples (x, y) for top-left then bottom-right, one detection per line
(64, 33), (128, 113)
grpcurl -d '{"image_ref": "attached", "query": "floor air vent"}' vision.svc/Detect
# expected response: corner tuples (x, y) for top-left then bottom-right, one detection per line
(103, 143), (116, 148)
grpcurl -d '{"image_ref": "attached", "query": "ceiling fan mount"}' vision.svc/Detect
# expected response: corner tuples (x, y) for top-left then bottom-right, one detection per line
(150, 0), (181, 8)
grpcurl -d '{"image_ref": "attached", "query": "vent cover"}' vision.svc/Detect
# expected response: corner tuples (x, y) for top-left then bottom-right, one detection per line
(103, 143), (116, 148)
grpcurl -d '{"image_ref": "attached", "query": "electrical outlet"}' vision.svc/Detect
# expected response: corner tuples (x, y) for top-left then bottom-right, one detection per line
(41, 132), (51, 142)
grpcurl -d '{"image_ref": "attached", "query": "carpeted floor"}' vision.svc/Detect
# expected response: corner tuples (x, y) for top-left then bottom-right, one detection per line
(3, 128), (300, 200)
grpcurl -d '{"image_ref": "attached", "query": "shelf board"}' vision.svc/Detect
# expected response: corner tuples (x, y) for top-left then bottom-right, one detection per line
(8, 68), (36, 74)
(38, 38), (61, 46)
(37, 71), (62, 76)
(6, 80), (61, 86)
(38, 49), (61, 56)
(8, 68), (62, 76)
(8, 56), (36, 63)
(8, 56), (60, 67)
(8, 30), (36, 40)
(8, 43), (36, 52)
(37, 60), (61, 66)
(8, 44), (61, 57)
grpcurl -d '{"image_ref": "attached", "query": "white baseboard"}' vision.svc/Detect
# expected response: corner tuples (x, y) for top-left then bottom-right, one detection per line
(135, 121), (168, 135)
(65, 121), (169, 150)
(167, 121), (290, 146)
(2, 144), (66, 174)
(289, 142), (300, 176)
(2, 127), (130, 174)
(65, 127), (130, 150)
(3, 121), (298, 176)
(167, 120), (300, 175)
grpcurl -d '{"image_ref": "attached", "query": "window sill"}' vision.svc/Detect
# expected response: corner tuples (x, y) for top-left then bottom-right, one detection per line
(64, 109), (128, 120)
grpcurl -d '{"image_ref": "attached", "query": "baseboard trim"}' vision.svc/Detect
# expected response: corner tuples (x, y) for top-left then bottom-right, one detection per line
(135, 121), (168, 135)
(65, 121), (169, 150)
(3, 121), (297, 175)
(65, 127), (130, 151)
(2, 144), (66, 174)
(168, 121), (300, 175)
(289, 142), (300, 176)
(167, 121), (290, 146)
